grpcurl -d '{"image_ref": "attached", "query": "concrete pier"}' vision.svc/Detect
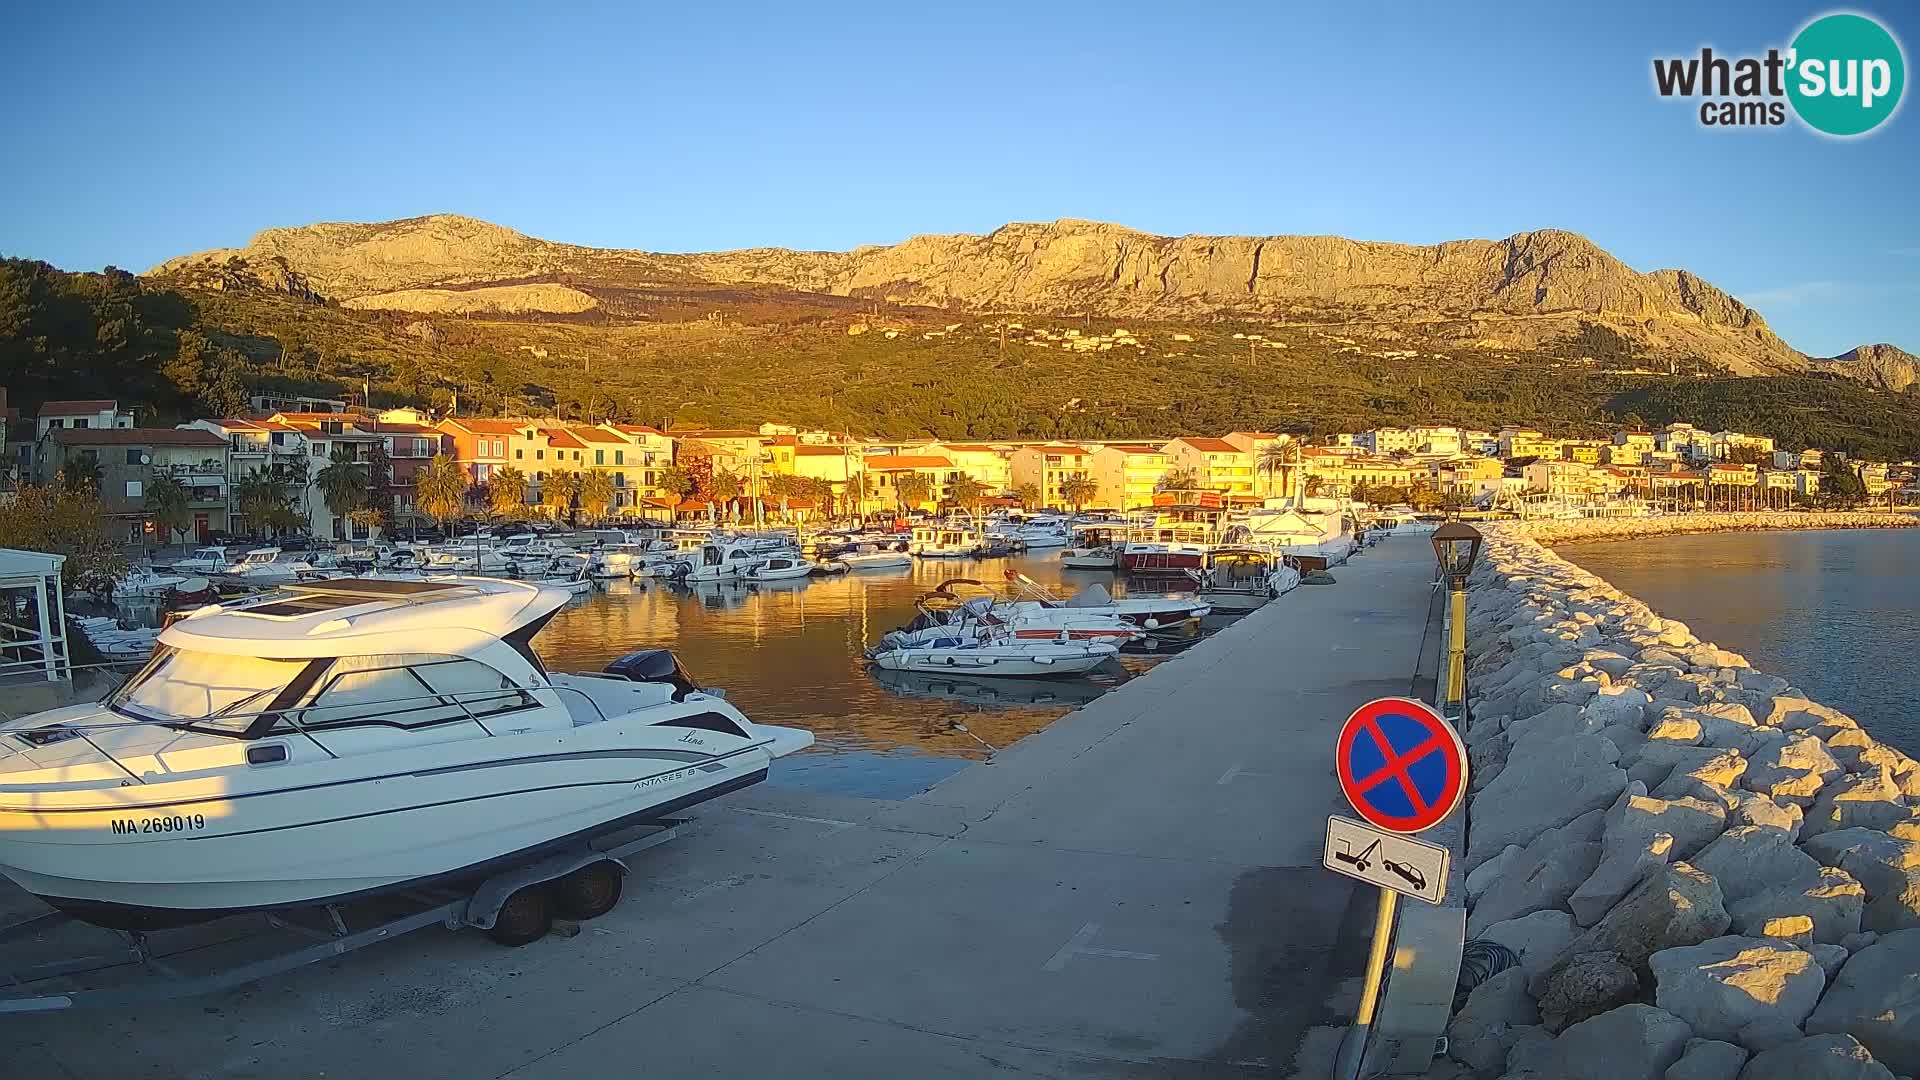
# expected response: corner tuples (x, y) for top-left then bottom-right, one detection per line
(8, 538), (1442, 1080)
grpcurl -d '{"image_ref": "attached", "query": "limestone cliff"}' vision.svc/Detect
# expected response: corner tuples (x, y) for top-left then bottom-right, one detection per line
(1812, 344), (1919, 392)
(151, 214), (1847, 376)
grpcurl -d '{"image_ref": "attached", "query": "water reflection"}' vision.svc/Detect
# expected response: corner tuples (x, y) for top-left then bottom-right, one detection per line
(534, 555), (1205, 797)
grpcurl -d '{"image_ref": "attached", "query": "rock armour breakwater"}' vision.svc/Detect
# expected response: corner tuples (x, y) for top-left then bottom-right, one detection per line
(1514, 510), (1918, 547)
(1446, 521), (1920, 1079)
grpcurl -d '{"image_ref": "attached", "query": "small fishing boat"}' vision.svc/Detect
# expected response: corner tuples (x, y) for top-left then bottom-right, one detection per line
(1059, 526), (1121, 570)
(837, 544), (914, 570)
(1186, 547), (1277, 612)
(746, 555), (815, 581)
(910, 525), (984, 559)
(865, 616), (1118, 676)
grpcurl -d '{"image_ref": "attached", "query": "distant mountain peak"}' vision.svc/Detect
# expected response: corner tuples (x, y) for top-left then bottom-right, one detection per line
(145, 213), (1889, 378)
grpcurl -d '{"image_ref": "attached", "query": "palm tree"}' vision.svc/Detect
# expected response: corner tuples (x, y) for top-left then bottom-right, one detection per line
(234, 467), (300, 537)
(1304, 475), (1326, 499)
(1156, 467), (1199, 494)
(416, 454), (470, 530)
(1059, 475), (1098, 512)
(488, 465), (528, 519)
(764, 473), (798, 519)
(950, 475), (987, 515)
(578, 470), (615, 522)
(1012, 482), (1040, 508)
(707, 469), (742, 522)
(57, 454), (102, 494)
(805, 476), (839, 521)
(847, 470), (871, 518)
(315, 445), (370, 538)
(541, 469), (581, 522)
(655, 465), (697, 518)
(145, 473), (192, 545)
(894, 472), (933, 513)
(1258, 438), (1301, 501)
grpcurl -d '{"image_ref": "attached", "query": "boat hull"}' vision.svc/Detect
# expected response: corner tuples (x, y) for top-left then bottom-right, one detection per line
(1120, 551), (1204, 575)
(868, 643), (1116, 677)
(0, 726), (805, 922)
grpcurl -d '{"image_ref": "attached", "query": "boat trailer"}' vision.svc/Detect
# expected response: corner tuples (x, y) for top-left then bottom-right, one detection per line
(0, 819), (682, 1014)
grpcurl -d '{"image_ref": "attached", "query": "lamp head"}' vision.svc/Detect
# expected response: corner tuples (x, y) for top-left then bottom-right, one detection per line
(1430, 521), (1482, 578)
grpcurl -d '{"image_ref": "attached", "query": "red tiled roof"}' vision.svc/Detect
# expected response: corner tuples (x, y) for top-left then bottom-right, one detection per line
(39, 399), (117, 416)
(864, 455), (953, 470)
(768, 434), (799, 447)
(52, 427), (226, 447)
(540, 428), (586, 450)
(611, 424), (667, 437)
(372, 422), (442, 436)
(207, 419), (266, 430)
(795, 445), (850, 456)
(1175, 438), (1242, 453)
(1028, 444), (1092, 455)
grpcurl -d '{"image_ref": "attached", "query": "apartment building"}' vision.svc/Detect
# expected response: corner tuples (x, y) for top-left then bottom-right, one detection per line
(1161, 438), (1255, 499)
(1085, 442), (1174, 509)
(43, 427), (230, 542)
(1009, 445), (1097, 507)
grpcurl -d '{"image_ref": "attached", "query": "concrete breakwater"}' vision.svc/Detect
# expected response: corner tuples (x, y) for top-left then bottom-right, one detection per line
(1515, 510), (1918, 547)
(1444, 523), (1920, 1079)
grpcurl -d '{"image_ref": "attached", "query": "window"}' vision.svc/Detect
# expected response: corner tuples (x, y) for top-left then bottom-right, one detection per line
(311, 444), (325, 457)
(572, 451), (580, 461)
(290, 654), (532, 730)
(73, 418), (89, 429)
(613, 474), (625, 488)
(126, 480), (142, 498)
(111, 646), (308, 731)
(595, 449), (604, 465)
(536, 449), (544, 461)
(614, 450), (624, 465)
(515, 447), (524, 460)
(125, 448), (142, 464)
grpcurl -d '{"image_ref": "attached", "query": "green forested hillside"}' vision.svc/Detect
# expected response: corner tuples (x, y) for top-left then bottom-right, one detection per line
(4, 257), (1919, 459)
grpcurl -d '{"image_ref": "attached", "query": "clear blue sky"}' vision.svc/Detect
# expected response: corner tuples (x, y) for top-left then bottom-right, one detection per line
(3, 0), (1915, 356)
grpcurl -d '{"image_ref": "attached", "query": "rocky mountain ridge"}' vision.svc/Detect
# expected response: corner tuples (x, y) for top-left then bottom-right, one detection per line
(151, 214), (1895, 379)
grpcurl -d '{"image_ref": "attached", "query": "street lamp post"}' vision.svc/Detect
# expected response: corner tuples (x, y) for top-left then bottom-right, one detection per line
(1430, 522), (1483, 722)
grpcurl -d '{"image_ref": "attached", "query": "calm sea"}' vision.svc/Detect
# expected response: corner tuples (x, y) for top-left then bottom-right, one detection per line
(531, 554), (1205, 798)
(1559, 529), (1920, 752)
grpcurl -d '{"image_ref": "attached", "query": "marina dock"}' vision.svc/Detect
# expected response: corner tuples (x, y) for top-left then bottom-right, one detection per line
(9, 538), (1443, 1079)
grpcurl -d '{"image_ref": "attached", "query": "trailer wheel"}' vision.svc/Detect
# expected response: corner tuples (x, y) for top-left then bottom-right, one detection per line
(487, 885), (554, 946)
(553, 862), (623, 920)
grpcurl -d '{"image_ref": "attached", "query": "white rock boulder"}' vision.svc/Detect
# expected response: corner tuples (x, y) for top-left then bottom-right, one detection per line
(1650, 936), (1825, 1046)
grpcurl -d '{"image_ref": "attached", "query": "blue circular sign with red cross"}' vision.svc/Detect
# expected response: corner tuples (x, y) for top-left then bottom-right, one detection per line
(1335, 697), (1468, 834)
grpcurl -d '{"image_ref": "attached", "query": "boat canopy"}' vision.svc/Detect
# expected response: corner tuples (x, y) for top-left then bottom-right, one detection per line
(159, 578), (572, 660)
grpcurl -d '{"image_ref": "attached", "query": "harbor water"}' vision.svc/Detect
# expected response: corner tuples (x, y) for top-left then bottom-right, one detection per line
(532, 553), (1210, 798)
(1560, 528), (1920, 753)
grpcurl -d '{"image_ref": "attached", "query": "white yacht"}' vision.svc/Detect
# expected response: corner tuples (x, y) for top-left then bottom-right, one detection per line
(909, 525), (984, 559)
(169, 546), (234, 575)
(1003, 573), (1211, 633)
(835, 544), (913, 570)
(745, 555), (815, 581)
(226, 548), (317, 583)
(0, 577), (812, 927)
(1059, 526), (1121, 570)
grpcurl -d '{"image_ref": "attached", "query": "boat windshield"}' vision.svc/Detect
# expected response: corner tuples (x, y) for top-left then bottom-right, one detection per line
(109, 645), (309, 732)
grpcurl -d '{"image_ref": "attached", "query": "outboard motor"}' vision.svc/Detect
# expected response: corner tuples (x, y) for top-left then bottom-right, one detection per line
(603, 648), (706, 701)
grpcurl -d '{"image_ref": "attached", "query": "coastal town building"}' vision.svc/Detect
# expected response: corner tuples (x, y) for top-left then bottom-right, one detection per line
(1085, 442), (1174, 509)
(1162, 437), (1256, 499)
(41, 427), (230, 542)
(1009, 444), (1097, 506)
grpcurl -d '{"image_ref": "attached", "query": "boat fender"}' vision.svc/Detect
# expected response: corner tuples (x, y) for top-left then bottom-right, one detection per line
(1036, 656), (1053, 665)
(1143, 618), (1160, 630)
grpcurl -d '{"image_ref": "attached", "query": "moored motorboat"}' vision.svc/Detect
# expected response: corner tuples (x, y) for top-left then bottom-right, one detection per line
(1003, 572), (1210, 633)
(746, 555), (815, 580)
(877, 580), (1142, 649)
(865, 634), (1118, 677)
(0, 577), (812, 928)
(1059, 526), (1121, 570)
(837, 544), (913, 570)
(1186, 547), (1278, 612)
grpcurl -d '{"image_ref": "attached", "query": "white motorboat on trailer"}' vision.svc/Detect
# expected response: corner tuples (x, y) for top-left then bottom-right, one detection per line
(0, 577), (811, 928)
(1003, 572), (1210, 633)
